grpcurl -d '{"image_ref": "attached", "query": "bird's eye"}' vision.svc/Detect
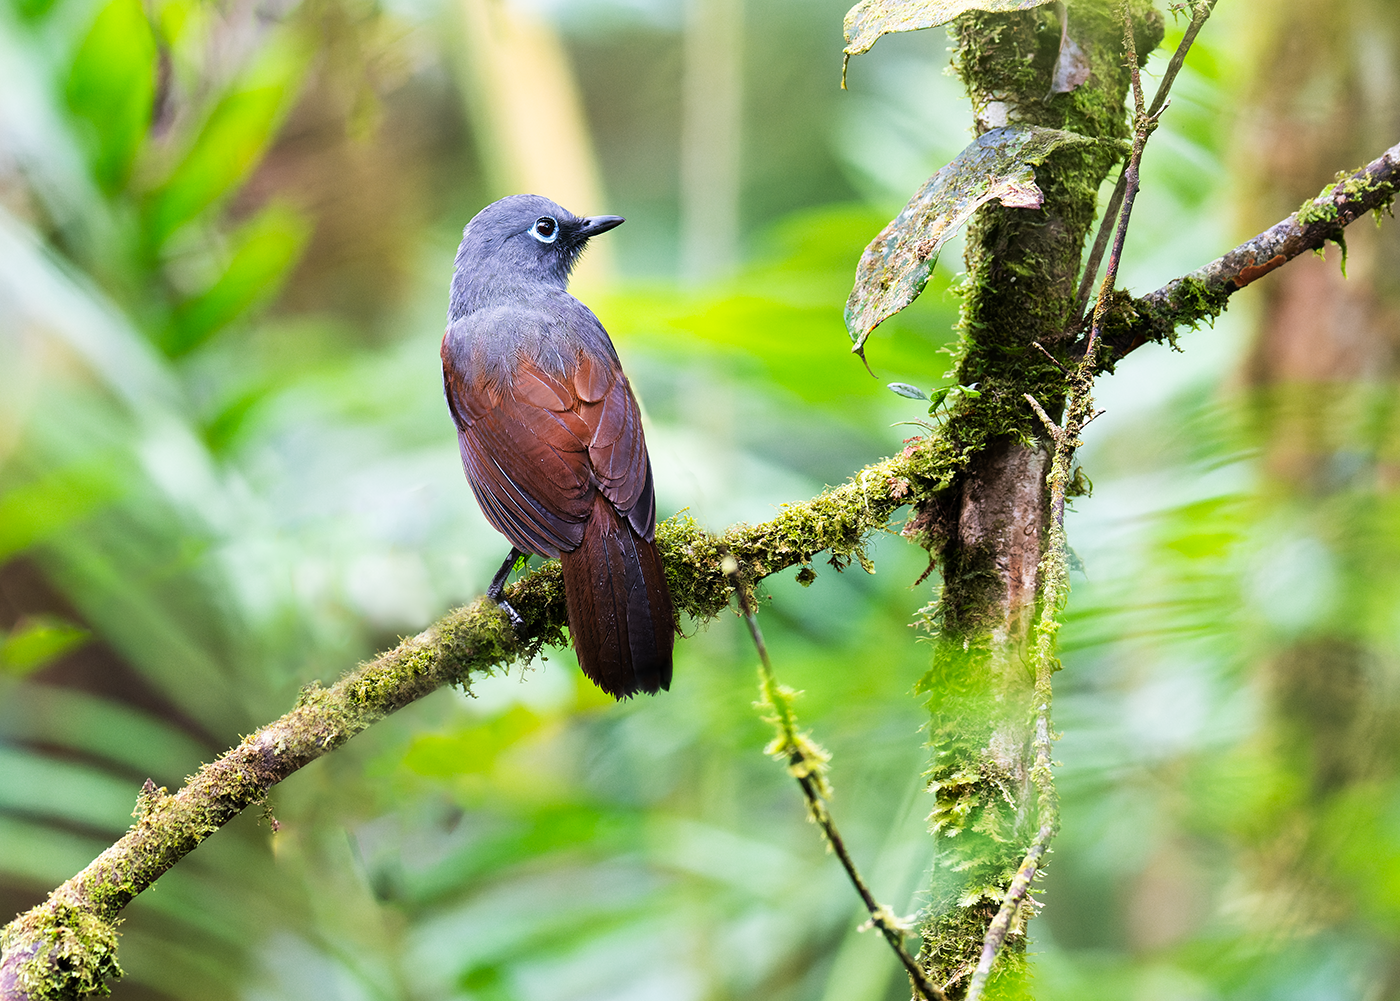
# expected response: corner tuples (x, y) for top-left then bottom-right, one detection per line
(531, 216), (559, 243)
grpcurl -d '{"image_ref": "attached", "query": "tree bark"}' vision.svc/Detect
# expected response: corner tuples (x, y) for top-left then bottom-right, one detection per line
(951, 439), (1051, 660)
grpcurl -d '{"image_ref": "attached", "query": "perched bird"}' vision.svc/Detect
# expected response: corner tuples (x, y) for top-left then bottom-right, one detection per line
(441, 194), (675, 698)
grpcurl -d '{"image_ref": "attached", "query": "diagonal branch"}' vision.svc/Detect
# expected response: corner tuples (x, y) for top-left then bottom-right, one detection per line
(1088, 138), (1400, 365)
(0, 444), (937, 1001)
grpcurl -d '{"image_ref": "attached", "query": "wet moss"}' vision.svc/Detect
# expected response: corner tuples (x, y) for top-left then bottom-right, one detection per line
(1298, 165), (1399, 227)
(1, 904), (123, 999)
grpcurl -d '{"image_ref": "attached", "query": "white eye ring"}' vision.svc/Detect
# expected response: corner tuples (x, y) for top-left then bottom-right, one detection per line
(531, 216), (559, 243)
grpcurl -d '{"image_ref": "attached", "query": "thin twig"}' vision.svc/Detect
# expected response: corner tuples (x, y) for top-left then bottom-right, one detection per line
(1032, 340), (1070, 375)
(1147, 1), (1217, 121)
(1073, 0), (1219, 327)
(1086, 0), (1213, 363)
(1073, 169), (1128, 323)
(966, 824), (1052, 1001)
(1124, 1), (1146, 120)
(965, 703), (1057, 1001)
(726, 561), (948, 1001)
(1024, 392), (1064, 441)
(1084, 3), (1152, 362)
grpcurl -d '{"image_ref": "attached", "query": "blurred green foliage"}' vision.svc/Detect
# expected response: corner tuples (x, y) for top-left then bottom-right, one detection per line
(65, 0), (157, 191)
(2, 0), (1399, 1000)
(0, 614), (89, 675)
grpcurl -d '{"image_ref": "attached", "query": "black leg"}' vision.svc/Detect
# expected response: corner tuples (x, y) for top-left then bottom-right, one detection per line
(487, 547), (525, 629)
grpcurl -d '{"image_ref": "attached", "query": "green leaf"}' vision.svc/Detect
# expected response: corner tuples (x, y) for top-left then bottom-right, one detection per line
(145, 36), (307, 246)
(164, 202), (311, 356)
(0, 615), (89, 675)
(844, 125), (1096, 355)
(0, 461), (125, 562)
(64, 0), (158, 192)
(887, 381), (928, 399)
(844, 0), (1054, 58)
(201, 386), (269, 455)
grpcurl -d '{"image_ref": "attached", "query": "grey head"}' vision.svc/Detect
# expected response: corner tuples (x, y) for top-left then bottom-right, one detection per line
(448, 194), (623, 321)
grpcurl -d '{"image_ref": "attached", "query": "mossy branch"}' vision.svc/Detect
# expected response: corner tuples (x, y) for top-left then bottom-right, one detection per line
(0, 440), (947, 1001)
(1091, 137), (1400, 365)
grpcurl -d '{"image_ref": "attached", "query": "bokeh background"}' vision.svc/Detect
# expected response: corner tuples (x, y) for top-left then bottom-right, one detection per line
(2, 0), (1399, 998)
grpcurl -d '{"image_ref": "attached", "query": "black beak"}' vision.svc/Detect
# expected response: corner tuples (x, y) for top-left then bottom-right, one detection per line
(576, 215), (625, 238)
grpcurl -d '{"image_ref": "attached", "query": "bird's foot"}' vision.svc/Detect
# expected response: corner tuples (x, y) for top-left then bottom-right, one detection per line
(487, 547), (527, 633)
(494, 596), (524, 631)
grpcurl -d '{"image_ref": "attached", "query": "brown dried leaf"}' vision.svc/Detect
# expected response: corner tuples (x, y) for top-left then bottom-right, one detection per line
(845, 125), (1095, 355)
(843, 0), (1054, 58)
(1049, 6), (1091, 93)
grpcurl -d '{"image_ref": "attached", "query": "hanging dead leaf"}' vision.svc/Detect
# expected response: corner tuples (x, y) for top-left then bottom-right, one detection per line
(843, 0), (1054, 59)
(1049, 4), (1091, 94)
(844, 125), (1096, 357)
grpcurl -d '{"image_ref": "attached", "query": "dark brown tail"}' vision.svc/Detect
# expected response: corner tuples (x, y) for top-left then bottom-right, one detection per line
(561, 493), (675, 698)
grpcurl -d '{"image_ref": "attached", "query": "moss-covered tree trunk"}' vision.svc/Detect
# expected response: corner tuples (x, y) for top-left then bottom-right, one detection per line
(914, 3), (1163, 993)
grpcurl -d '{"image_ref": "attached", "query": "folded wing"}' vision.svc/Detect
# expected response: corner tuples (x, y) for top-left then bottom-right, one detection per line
(441, 309), (656, 555)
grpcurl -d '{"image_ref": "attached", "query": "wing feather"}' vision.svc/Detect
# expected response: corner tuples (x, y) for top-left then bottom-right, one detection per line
(442, 302), (658, 553)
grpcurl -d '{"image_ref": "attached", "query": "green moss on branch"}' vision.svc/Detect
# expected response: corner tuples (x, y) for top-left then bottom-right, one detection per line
(0, 430), (970, 1000)
(1092, 139), (1400, 366)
